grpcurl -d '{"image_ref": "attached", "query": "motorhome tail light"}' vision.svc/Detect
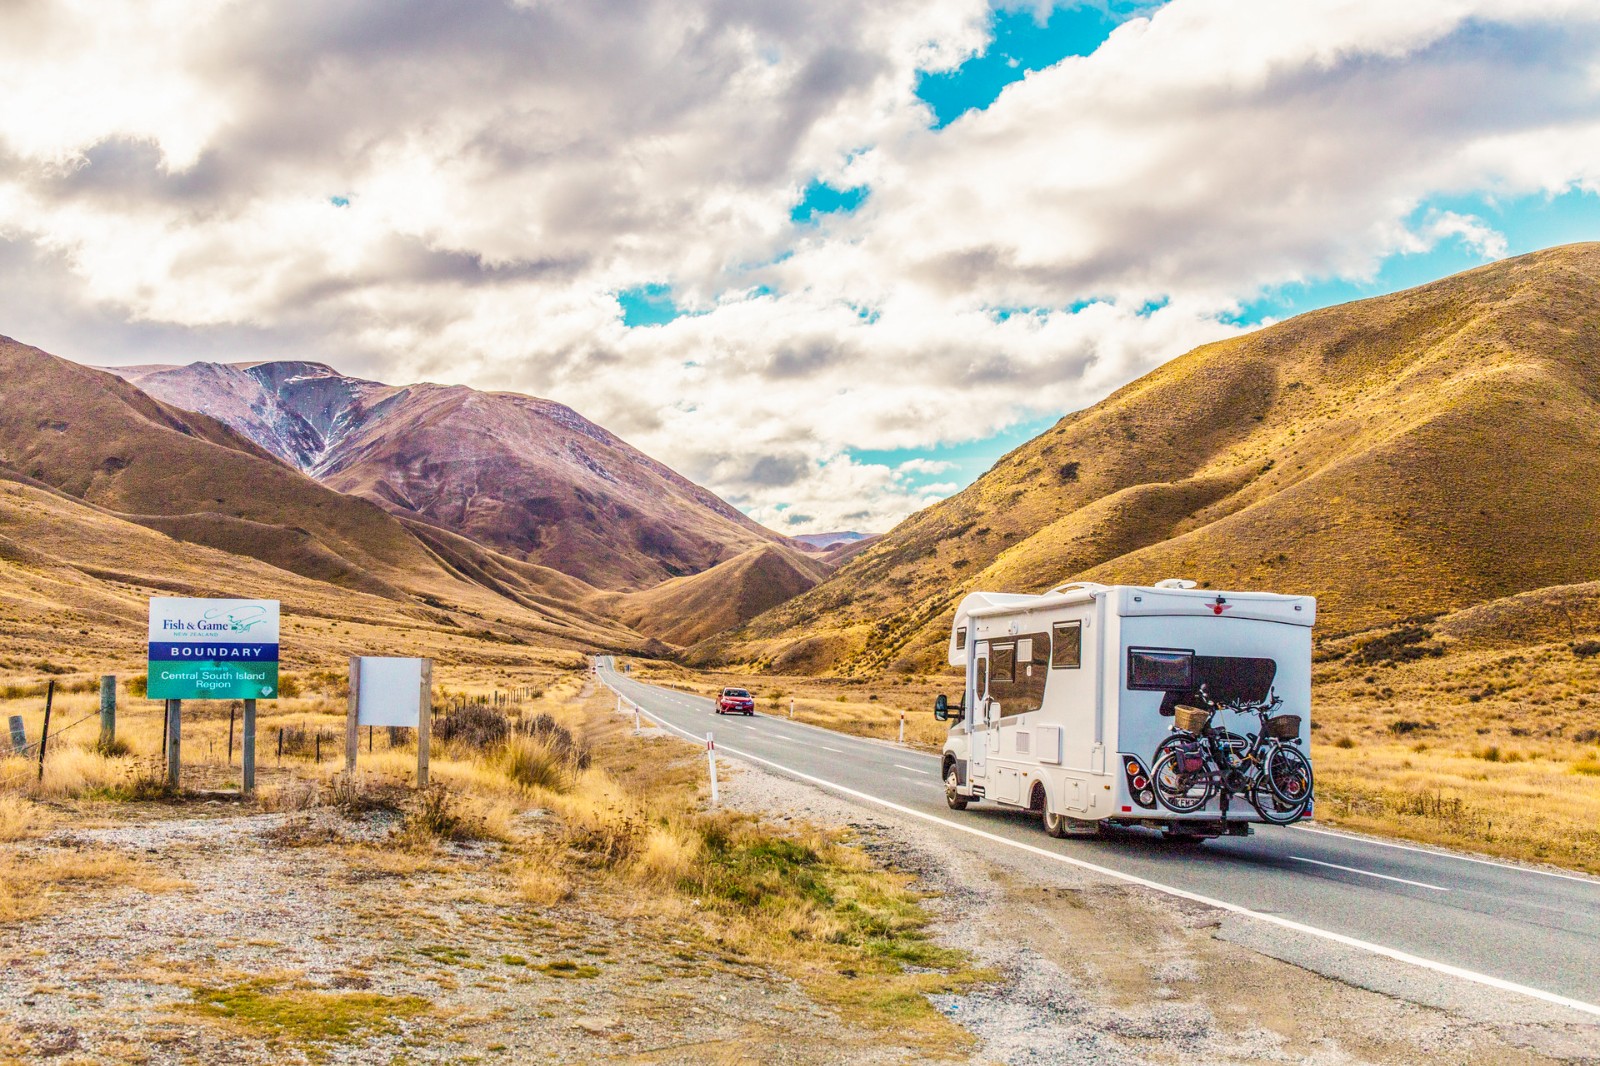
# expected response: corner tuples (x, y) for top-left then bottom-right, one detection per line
(1122, 755), (1158, 809)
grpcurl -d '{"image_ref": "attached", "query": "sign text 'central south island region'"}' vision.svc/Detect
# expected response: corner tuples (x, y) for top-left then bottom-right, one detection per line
(147, 598), (280, 700)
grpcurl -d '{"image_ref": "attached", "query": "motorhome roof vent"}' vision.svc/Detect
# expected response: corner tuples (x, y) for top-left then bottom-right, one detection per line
(1154, 578), (1197, 589)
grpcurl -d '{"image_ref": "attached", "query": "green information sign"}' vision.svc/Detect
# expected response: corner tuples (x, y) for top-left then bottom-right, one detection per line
(147, 598), (280, 700)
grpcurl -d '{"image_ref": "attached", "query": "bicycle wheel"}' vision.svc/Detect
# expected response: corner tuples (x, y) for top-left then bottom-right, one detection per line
(1151, 749), (1213, 814)
(1265, 745), (1313, 805)
(1251, 777), (1310, 825)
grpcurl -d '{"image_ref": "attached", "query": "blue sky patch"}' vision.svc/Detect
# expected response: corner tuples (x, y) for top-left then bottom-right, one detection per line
(854, 413), (1062, 496)
(916, 3), (1156, 129)
(792, 180), (868, 224)
(617, 283), (687, 327)
(1232, 187), (1600, 325)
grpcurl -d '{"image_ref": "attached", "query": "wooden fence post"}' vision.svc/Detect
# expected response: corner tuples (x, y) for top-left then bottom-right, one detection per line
(99, 675), (116, 750)
(165, 699), (181, 790)
(36, 680), (54, 783)
(346, 656), (361, 772)
(242, 699), (257, 799)
(418, 660), (432, 788)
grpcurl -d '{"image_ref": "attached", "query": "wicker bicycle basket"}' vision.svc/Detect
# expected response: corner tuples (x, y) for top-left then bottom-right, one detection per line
(1173, 705), (1212, 733)
(1264, 714), (1302, 740)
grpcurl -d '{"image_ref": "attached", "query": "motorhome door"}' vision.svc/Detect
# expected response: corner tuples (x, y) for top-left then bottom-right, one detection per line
(970, 643), (990, 782)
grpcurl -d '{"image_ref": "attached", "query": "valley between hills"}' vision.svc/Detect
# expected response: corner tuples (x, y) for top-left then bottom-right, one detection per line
(2, 245), (1600, 1063)
(1, 247), (1600, 875)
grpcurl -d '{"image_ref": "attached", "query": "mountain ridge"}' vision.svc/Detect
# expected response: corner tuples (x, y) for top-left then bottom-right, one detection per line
(112, 360), (792, 590)
(691, 242), (1600, 676)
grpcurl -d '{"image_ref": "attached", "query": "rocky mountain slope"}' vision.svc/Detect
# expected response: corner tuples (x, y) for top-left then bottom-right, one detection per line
(114, 361), (789, 589)
(695, 243), (1600, 675)
(0, 338), (645, 653)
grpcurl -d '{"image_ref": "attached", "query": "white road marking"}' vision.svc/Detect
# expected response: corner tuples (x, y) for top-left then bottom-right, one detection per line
(1291, 824), (1600, 886)
(894, 764), (930, 775)
(597, 674), (1600, 1020)
(820, 746), (844, 754)
(1289, 856), (1450, 892)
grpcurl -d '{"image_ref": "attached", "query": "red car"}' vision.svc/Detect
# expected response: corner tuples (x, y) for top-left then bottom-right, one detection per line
(716, 687), (756, 715)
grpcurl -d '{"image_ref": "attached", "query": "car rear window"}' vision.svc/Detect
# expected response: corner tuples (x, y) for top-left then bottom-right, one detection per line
(726, 689), (750, 697)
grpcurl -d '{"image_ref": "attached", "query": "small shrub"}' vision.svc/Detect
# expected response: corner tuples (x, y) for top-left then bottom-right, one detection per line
(93, 735), (131, 757)
(1333, 736), (1356, 749)
(1476, 745), (1502, 762)
(1352, 627), (1444, 666)
(324, 773), (406, 816)
(435, 703), (510, 751)
(1388, 720), (1429, 736)
(396, 785), (485, 845)
(1572, 758), (1600, 777)
(1573, 641), (1600, 659)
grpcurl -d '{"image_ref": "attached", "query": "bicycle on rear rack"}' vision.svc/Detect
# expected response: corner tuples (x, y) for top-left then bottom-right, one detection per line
(1149, 687), (1313, 825)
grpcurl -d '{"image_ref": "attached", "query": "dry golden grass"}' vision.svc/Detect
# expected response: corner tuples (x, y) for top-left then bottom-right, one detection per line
(0, 793), (40, 841)
(0, 850), (186, 923)
(702, 243), (1600, 680)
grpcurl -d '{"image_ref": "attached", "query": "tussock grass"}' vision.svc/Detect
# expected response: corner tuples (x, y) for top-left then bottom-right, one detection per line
(0, 794), (40, 841)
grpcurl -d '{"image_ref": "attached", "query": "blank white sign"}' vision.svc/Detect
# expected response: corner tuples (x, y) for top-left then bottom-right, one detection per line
(357, 657), (424, 727)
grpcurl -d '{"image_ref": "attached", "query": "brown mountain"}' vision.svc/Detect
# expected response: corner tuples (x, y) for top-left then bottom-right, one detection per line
(695, 243), (1600, 676)
(592, 543), (835, 647)
(112, 361), (789, 590)
(0, 336), (643, 652)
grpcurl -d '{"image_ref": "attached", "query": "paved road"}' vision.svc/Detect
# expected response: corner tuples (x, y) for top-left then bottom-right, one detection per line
(596, 658), (1600, 1017)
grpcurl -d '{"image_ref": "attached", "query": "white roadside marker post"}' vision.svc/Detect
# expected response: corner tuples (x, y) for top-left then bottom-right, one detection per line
(615, 694), (623, 715)
(899, 712), (905, 745)
(706, 732), (719, 806)
(789, 697), (795, 719)
(634, 703), (641, 735)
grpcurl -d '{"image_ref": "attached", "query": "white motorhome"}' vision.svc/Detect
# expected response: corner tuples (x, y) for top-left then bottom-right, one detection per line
(936, 580), (1315, 840)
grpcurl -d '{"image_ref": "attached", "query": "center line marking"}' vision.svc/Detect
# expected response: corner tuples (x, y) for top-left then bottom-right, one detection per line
(820, 746), (843, 754)
(595, 671), (1600, 1020)
(894, 764), (930, 775)
(1289, 856), (1450, 892)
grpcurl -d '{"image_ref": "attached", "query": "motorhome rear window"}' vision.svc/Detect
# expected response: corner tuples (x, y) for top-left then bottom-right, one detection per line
(1128, 648), (1194, 690)
(1051, 621), (1081, 669)
(955, 626), (967, 651)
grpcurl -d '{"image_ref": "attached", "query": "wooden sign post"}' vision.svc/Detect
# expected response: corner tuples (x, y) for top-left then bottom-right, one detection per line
(347, 656), (432, 787)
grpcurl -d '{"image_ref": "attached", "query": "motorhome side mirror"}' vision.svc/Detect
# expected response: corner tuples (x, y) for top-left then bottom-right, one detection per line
(933, 694), (950, 721)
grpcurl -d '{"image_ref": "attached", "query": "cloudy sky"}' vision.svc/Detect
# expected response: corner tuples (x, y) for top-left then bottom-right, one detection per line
(3, 1), (1600, 533)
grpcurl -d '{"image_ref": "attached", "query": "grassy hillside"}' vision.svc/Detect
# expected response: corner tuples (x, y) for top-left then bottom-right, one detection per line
(697, 243), (1600, 676)
(0, 338), (651, 656)
(592, 544), (834, 646)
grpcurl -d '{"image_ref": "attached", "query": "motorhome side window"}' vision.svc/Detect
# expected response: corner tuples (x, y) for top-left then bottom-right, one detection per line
(1127, 648), (1195, 690)
(1050, 621), (1081, 669)
(955, 626), (967, 651)
(987, 632), (1050, 717)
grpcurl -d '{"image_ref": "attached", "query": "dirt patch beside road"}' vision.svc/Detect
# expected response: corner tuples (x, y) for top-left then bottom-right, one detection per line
(719, 753), (1600, 1064)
